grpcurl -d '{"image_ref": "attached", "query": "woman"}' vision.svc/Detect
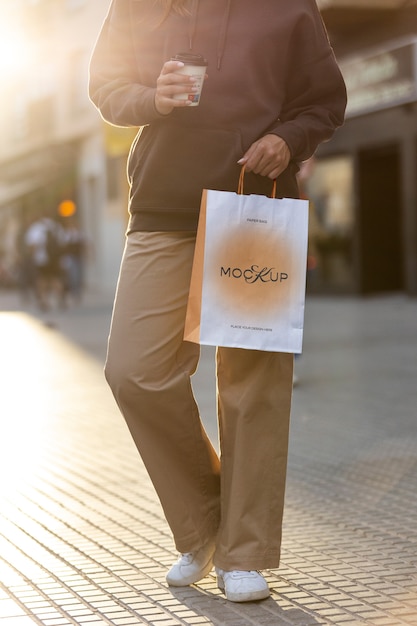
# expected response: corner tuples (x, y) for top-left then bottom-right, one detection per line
(89, 0), (346, 603)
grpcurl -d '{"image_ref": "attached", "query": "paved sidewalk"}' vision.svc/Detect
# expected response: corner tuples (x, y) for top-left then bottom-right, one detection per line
(0, 290), (416, 625)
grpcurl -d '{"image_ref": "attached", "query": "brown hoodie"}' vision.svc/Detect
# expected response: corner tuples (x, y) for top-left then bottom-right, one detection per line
(89, 0), (347, 232)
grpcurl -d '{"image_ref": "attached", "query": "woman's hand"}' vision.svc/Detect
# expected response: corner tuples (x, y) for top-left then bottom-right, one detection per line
(154, 60), (200, 115)
(238, 134), (291, 179)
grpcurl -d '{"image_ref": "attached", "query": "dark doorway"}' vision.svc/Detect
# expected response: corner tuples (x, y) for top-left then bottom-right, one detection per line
(357, 145), (404, 293)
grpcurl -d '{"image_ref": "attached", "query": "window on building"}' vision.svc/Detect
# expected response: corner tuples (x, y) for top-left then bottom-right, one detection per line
(66, 0), (86, 10)
(106, 156), (123, 201)
(68, 50), (89, 114)
(27, 95), (55, 139)
(301, 155), (355, 293)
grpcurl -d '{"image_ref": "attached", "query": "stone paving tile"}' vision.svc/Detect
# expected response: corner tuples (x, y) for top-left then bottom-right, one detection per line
(0, 296), (416, 626)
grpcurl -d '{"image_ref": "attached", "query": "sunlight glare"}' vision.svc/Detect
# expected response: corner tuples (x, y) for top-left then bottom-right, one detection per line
(0, 314), (52, 495)
(0, 17), (32, 80)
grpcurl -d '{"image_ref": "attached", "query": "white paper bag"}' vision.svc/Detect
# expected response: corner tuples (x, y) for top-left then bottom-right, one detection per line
(184, 175), (309, 353)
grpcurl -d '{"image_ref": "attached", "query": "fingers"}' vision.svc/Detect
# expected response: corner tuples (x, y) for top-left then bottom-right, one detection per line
(238, 135), (291, 180)
(154, 61), (199, 115)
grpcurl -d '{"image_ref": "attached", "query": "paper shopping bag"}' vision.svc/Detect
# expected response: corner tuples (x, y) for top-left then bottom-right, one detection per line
(184, 172), (309, 353)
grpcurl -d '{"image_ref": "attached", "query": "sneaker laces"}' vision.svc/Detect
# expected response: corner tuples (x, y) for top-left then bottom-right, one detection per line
(177, 552), (193, 565)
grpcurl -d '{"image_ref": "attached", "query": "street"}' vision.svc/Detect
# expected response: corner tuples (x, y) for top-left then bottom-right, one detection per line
(0, 289), (416, 625)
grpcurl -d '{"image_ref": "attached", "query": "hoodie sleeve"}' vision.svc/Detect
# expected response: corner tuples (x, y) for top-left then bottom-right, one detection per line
(269, 2), (347, 162)
(88, 0), (164, 127)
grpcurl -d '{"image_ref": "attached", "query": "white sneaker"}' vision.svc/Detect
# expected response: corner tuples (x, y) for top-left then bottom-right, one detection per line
(166, 541), (215, 586)
(216, 568), (270, 602)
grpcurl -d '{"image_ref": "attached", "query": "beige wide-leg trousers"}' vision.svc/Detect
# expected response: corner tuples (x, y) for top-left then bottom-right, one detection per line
(105, 231), (294, 571)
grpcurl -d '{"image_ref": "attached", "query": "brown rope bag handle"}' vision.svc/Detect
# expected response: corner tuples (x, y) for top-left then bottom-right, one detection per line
(238, 165), (277, 198)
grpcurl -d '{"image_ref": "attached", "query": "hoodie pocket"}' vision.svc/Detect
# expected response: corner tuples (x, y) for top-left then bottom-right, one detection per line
(128, 124), (244, 210)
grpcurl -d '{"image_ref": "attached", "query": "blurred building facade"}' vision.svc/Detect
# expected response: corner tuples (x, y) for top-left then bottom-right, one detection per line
(0, 0), (416, 296)
(314, 0), (417, 295)
(0, 0), (126, 293)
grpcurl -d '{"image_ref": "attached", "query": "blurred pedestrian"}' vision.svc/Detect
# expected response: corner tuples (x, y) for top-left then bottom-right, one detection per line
(15, 217), (35, 303)
(60, 216), (88, 304)
(89, 0), (346, 603)
(24, 214), (65, 311)
(293, 158), (327, 386)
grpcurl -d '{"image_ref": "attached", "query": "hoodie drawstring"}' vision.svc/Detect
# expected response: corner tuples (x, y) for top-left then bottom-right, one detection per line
(217, 0), (232, 70)
(188, 0), (232, 70)
(189, 0), (199, 51)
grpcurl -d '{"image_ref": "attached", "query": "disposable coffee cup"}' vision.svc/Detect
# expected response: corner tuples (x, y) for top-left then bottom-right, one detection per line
(171, 52), (208, 106)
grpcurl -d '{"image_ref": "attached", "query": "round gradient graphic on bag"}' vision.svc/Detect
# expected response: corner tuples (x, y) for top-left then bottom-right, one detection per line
(206, 223), (301, 319)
